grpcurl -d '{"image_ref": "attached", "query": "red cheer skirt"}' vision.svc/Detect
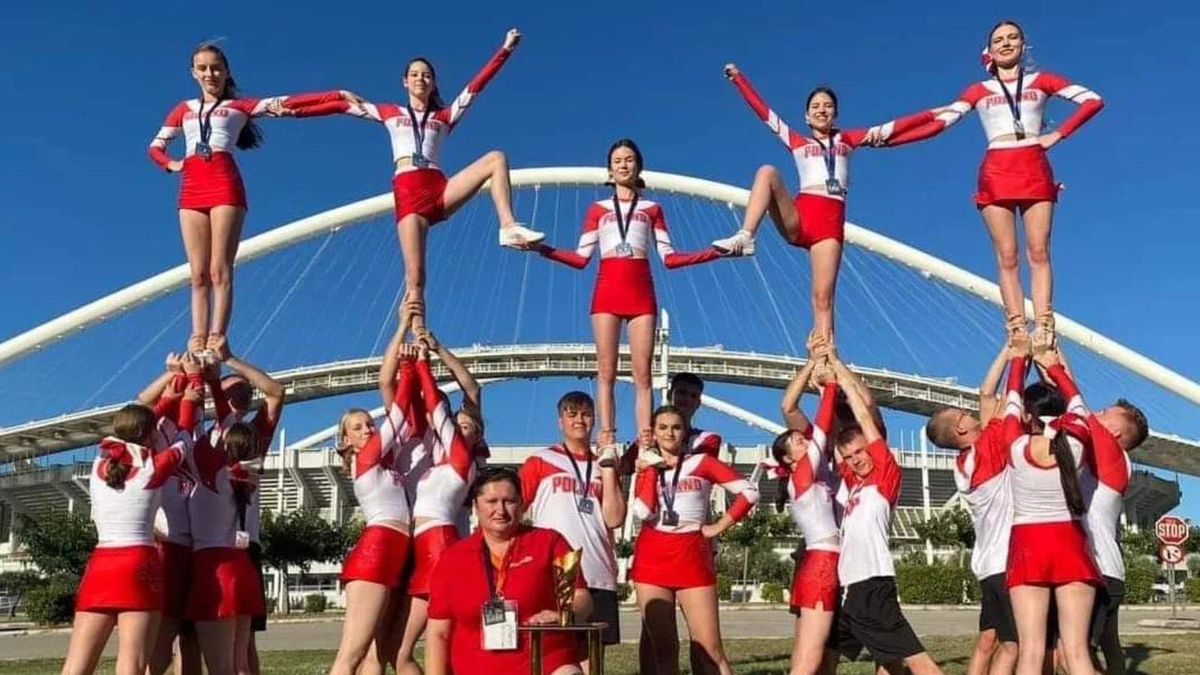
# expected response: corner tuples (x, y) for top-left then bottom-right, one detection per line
(186, 547), (265, 620)
(392, 168), (448, 224)
(975, 145), (1059, 209)
(631, 527), (715, 590)
(790, 548), (840, 613)
(342, 524), (412, 589)
(76, 545), (164, 613)
(1007, 521), (1102, 588)
(407, 524), (459, 599)
(179, 152), (247, 210)
(591, 257), (657, 318)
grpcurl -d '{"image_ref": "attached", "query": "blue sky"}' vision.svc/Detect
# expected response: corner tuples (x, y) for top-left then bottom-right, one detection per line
(1, 2), (1197, 511)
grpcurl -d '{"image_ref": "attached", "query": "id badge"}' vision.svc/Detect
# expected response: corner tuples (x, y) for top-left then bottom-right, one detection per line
(411, 153), (430, 169)
(824, 178), (844, 196)
(660, 511), (679, 527)
(1012, 120), (1025, 136)
(194, 142), (213, 160)
(614, 242), (634, 257)
(481, 598), (518, 651)
(234, 530), (250, 550)
(577, 498), (594, 515)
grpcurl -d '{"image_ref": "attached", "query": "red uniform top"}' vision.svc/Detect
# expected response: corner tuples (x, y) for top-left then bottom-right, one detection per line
(539, 197), (720, 270)
(427, 526), (584, 675)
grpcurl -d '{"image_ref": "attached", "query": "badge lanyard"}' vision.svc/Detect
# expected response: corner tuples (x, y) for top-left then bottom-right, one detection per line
(563, 446), (595, 514)
(406, 104), (432, 167)
(611, 192), (639, 257)
(815, 135), (844, 196)
(657, 457), (685, 524)
(995, 67), (1026, 137)
(195, 96), (223, 160)
(482, 534), (520, 600)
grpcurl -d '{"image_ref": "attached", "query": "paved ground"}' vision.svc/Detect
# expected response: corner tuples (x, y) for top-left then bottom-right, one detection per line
(4, 606), (1200, 661)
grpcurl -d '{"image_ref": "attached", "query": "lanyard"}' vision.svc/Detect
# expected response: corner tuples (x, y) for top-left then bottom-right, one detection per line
(611, 192), (639, 247)
(562, 446), (594, 509)
(657, 456), (685, 515)
(197, 96), (223, 146)
(814, 135), (838, 181)
(406, 104), (432, 158)
(482, 533), (520, 599)
(995, 67), (1025, 130)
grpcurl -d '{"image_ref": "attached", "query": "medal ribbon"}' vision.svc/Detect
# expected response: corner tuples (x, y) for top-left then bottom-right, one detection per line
(610, 191), (639, 252)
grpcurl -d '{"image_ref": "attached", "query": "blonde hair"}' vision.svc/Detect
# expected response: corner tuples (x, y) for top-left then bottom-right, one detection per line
(335, 408), (371, 474)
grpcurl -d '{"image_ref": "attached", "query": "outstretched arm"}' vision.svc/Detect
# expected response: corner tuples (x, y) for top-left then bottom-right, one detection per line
(378, 308), (411, 407)
(1036, 346), (1088, 417)
(978, 341), (1011, 424)
(880, 85), (980, 147)
(652, 205), (723, 269)
(844, 109), (937, 148)
(724, 64), (808, 150)
(536, 203), (602, 269)
(440, 28), (521, 129)
(781, 333), (828, 432)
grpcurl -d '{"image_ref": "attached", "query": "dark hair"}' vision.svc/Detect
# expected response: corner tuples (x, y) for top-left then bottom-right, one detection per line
(652, 404), (688, 428)
(457, 406), (486, 437)
(221, 375), (253, 412)
(192, 44), (263, 150)
(405, 57), (446, 110)
(805, 86), (838, 115)
(771, 430), (796, 510)
(1024, 382), (1066, 421)
(113, 404), (157, 447)
(223, 422), (261, 463)
(669, 372), (704, 395)
(466, 465), (522, 506)
(335, 408), (372, 474)
(607, 138), (647, 189)
(1052, 431), (1085, 518)
(557, 391), (595, 415)
(984, 20), (1026, 73)
(835, 423), (864, 449)
(1115, 399), (1149, 450)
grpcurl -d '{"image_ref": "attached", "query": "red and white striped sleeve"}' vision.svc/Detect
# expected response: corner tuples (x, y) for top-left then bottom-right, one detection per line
(415, 359), (473, 479)
(729, 72), (808, 150)
(1045, 364), (1088, 417)
(1001, 356), (1028, 443)
(286, 95), (399, 124)
(1034, 72), (1103, 139)
(148, 396), (194, 489)
(518, 455), (555, 505)
(696, 456), (760, 522)
(652, 205), (721, 269)
(148, 101), (187, 170)
(1087, 417), (1130, 493)
(538, 203), (602, 269)
(804, 382), (839, 472)
(439, 45), (514, 129)
(842, 109), (937, 148)
(884, 83), (985, 147)
(228, 91), (352, 118)
(690, 430), (722, 457)
(631, 466), (659, 521)
(376, 360), (426, 462)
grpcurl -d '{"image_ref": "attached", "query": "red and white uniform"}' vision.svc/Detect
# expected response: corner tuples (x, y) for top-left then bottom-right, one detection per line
(149, 382), (202, 619)
(888, 71), (1103, 207)
(340, 371), (420, 589)
(76, 397), (195, 613)
(729, 72), (934, 248)
(786, 382), (841, 611)
(1002, 358), (1100, 588)
(630, 454), (759, 589)
(519, 446), (618, 591)
(207, 385), (281, 546)
(148, 92), (343, 210)
(539, 197), (721, 318)
(687, 428), (723, 456)
(404, 359), (478, 597)
(836, 437), (902, 587)
(953, 415), (1019, 581)
(1048, 364), (1130, 581)
(286, 45), (514, 224)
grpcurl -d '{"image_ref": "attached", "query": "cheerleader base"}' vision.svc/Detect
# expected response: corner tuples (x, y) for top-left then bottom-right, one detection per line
(975, 145), (1059, 209)
(789, 549), (840, 613)
(789, 193), (846, 249)
(76, 545), (164, 613)
(591, 258), (657, 318)
(179, 152), (248, 211)
(342, 524), (412, 589)
(186, 547), (265, 620)
(407, 524), (460, 598)
(392, 168), (448, 224)
(1006, 521), (1101, 588)
(157, 540), (194, 619)
(630, 527), (714, 590)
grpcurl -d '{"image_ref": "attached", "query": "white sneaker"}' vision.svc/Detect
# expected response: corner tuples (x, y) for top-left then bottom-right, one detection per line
(597, 444), (620, 468)
(499, 223), (545, 248)
(638, 449), (666, 469)
(711, 230), (755, 256)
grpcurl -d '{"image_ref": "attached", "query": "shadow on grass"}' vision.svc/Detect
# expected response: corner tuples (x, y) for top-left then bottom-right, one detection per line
(1123, 639), (1174, 675)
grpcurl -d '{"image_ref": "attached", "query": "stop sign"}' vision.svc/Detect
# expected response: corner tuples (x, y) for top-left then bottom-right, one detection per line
(1156, 515), (1190, 546)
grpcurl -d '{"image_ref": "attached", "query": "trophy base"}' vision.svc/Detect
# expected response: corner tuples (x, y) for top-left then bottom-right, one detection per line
(558, 609), (574, 627)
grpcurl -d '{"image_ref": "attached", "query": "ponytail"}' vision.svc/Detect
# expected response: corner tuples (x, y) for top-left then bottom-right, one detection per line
(104, 460), (132, 490)
(1051, 432), (1085, 517)
(770, 430), (794, 511)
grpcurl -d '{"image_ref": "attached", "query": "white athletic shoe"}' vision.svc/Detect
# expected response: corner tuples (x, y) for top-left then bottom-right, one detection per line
(597, 444), (620, 468)
(711, 230), (756, 256)
(638, 449), (666, 469)
(499, 223), (545, 248)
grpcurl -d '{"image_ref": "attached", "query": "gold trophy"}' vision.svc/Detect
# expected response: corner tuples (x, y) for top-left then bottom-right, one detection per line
(552, 548), (582, 627)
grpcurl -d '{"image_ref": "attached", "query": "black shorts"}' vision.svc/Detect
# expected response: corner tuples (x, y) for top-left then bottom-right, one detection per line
(248, 542), (268, 632)
(1089, 576), (1125, 648)
(979, 573), (1018, 644)
(833, 576), (925, 664)
(588, 588), (621, 645)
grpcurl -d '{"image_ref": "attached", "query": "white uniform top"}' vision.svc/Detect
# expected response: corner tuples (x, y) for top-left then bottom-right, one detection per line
(953, 417), (1018, 580)
(148, 94), (318, 167)
(91, 435), (189, 547)
(836, 439), (902, 587)
(520, 446), (618, 591)
(405, 360), (476, 535)
(539, 198), (719, 270)
(351, 396), (415, 529)
(786, 382), (841, 553)
(631, 454), (760, 533)
(152, 414), (197, 546)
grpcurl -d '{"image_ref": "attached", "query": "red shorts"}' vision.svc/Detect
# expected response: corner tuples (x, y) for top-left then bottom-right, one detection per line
(591, 257), (657, 318)
(789, 549), (840, 612)
(76, 545), (164, 613)
(630, 527), (715, 590)
(187, 547), (265, 621)
(179, 152), (248, 211)
(975, 145), (1059, 209)
(789, 193), (846, 249)
(342, 525), (412, 589)
(1007, 521), (1101, 588)
(392, 168), (448, 224)
(408, 524), (460, 598)
(157, 541), (194, 619)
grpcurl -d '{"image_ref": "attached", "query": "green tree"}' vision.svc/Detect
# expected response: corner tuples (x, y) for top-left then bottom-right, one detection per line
(260, 509), (345, 614)
(14, 510), (97, 576)
(913, 507), (975, 550)
(1121, 527), (1158, 557)
(0, 571), (44, 619)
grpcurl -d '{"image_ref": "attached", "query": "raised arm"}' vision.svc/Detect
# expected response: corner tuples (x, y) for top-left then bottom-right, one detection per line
(414, 345), (472, 478)
(724, 64), (808, 150)
(536, 203), (602, 269)
(652, 205), (723, 269)
(148, 102), (186, 172)
(378, 311), (410, 407)
(138, 352), (182, 407)
(978, 341), (1011, 424)
(1036, 345), (1088, 417)
(213, 337), (285, 424)
(599, 460), (626, 530)
(420, 328), (481, 414)
(832, 358), (881, 444)
(439, 28), (520, 129)
(781, 333), (827, 431)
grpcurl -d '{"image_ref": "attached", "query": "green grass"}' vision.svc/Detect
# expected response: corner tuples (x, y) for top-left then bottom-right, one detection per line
(7, 633), (1200, 673)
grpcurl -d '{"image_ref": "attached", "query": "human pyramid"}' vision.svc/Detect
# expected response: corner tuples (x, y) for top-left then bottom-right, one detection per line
(61, 18), (1152, 675)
